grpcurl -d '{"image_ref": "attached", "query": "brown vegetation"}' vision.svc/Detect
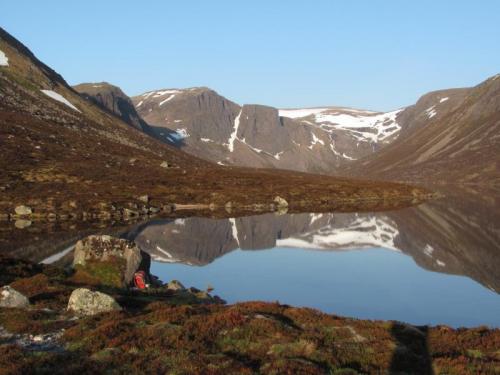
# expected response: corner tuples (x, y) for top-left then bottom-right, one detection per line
(0, 258), (499, 374)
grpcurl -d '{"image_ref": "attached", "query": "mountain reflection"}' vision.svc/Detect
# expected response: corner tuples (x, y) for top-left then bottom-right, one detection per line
(126, 187), (500, 293)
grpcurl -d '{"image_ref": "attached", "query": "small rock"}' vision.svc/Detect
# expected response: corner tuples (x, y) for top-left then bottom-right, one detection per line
(273, 196), (288, 207)
(160, 161), (170, 169)
(129, 158), (137, 164)
(149, 206), (160, 213)
(67, 288), (121, 316)
(123, 208), (139, 218)
(14, 205), (32, 216)
(14, 219), (32, 229)
(0, 286), (30, 308)
(167, 280), (186, 291)
(137, 195), (149, 203)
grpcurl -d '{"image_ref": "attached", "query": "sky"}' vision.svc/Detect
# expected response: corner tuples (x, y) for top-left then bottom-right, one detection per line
(1, 0), (499, 111)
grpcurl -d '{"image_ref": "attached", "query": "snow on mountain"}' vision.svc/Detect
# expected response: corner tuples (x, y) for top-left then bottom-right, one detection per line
(279, 107), (403, 144)
(276, 214), (400, 252)
(41, 90), (81, 112)
(0, 49), (8, 66)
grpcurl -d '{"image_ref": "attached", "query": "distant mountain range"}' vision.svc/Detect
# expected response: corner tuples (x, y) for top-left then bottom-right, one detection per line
(74, 75), (499, 185)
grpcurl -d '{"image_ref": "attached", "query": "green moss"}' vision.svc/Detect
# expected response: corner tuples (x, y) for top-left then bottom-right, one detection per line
(73, 259), (125, 288)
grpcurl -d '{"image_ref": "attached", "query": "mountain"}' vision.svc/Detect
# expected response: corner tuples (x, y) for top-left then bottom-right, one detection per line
(73, 74), (498, 185)
(0, 27), (424, 219)
(129, 77), (499, 184)
(342, 75), (500, 185)
(73, 82), (147, 131)
(130, 88), (406, 173)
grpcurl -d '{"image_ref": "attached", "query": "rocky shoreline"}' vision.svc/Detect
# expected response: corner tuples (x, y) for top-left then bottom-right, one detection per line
(0, 234), (499, 374)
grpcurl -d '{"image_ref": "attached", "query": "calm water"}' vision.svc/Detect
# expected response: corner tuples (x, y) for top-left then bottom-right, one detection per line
(128, 187), (500, 328)
(2, 187), (499, 328)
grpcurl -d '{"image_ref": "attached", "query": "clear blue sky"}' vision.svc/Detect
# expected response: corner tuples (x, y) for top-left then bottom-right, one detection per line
(1, 0), (499, 111)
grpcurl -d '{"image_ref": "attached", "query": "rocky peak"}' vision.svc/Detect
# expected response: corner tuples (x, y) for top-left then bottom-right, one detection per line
(73, 82), (146, 130)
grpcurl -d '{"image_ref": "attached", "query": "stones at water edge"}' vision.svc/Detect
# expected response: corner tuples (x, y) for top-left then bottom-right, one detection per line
(137, 195), (149, 203)
(73, 235), (142, 288)
(167, 280), (186, 291)
(14, 219), (32, 229)
(0, 286), (30, 308)
(67, 288), (121, 316)
(273, 196), (288, 207)
(14, 205), (32, 216)
(273, 196), (289, 215)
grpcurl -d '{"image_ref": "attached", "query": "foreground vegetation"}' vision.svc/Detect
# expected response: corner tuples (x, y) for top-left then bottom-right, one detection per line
(0, 257), (499, 375)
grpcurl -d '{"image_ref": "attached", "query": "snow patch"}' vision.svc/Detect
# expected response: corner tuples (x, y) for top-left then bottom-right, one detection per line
(439, 97), (449, 103)
(229, 218), (240, 247)
(41, 90), (81, 112)
(308, 132), (325, 150)
(172, 128), (189, 140)
(159, 94), (176, 106)
(274, 151), (284, 160)
(279, 108), (328, 118)
(425, 105), (437, 119)
(136, 100), (144, 108)
(0, 49), (8, 66)
(228, 109), (243, 152)
(423, 244), (434, 257)
(200, 138), (213, 143)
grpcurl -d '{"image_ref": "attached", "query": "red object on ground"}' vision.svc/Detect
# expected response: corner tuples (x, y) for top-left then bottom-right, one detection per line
(134, 271), (147, 289)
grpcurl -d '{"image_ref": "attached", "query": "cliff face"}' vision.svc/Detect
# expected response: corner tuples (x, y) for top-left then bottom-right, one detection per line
(73, 82), (146, 131)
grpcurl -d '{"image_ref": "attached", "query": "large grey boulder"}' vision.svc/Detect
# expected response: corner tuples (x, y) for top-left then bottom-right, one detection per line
(73, 235), (142, 288)
(67, 288), (121, 316)
(0, 286), (30, 308)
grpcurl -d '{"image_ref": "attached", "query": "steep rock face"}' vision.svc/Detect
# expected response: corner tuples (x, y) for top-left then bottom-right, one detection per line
(132, 88), (354, 172)
(342, 75), (500, 185)
(73, 82), (146, 131)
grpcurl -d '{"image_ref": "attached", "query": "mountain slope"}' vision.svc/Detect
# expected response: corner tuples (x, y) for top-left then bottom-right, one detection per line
(131, 88), (405, 173)
(342, 75), (500, 185)
(0, 27), (426, 219)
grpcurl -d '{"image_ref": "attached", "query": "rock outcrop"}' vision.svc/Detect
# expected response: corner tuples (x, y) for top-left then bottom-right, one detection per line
(73, 235), (142, 288)
(73, 82), (146, 131)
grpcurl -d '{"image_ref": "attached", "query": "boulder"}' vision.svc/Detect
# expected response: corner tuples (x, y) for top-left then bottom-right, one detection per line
(160, 161), (170, 169)
(14, 205), (32, 216)
(0, 286), (30, 308)
(73, 235), (142, 288)
(67, 288), (121, 316)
